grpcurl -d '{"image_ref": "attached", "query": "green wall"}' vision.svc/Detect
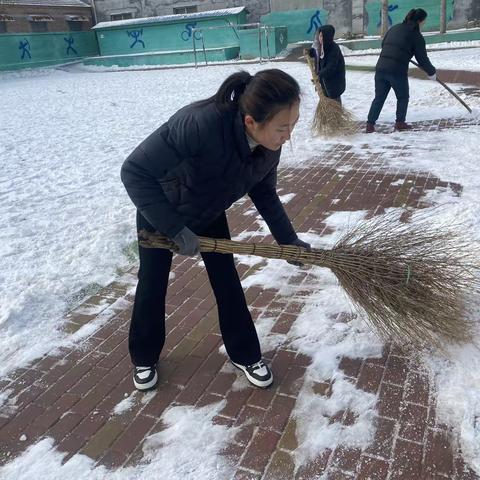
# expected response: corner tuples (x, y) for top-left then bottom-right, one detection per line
(94, 13), (246, 56)
(261, 8), (329, 43)
(365, 0), (455, 36)
(238, 26), (287, 60)
(0, 31), (98, 71)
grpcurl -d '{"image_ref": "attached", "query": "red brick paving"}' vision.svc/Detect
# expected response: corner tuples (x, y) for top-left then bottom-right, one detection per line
(1, 117), (479, 479)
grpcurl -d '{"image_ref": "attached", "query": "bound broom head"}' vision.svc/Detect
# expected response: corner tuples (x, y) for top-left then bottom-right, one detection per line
(139, 208), (480, 352)
(305, 53), (356, 137)
(312, 96), (356, 137)
(327, 208), (480, 351)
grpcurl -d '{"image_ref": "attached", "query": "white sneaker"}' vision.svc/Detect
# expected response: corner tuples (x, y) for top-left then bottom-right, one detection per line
(133, 365), (158, 391)
(232, 359), (273, 388)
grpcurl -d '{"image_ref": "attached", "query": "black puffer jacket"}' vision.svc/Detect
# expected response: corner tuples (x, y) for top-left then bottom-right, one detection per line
(121, 101), (298, 244)
(376, 21), (436, 76)
(309, 25), (346, 99)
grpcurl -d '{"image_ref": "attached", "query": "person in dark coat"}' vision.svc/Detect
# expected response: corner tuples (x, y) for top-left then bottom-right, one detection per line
(121, 69), (310, 391)
(366, 8), (437, 133)
(307, 24), (346, 103)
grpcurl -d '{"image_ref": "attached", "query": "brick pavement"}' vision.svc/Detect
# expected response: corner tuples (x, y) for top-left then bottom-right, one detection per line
(1, 117), (479, 479)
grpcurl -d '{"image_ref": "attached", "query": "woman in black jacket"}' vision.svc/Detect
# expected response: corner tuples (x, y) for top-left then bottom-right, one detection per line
(366, 8), (437, 133)
(121, 69), (310, 391)
(307, 24), (346, 103)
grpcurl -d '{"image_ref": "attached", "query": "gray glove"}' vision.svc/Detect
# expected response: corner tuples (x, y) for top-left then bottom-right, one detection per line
(288, 238), (312, 267)
(172, 227), (200, 256)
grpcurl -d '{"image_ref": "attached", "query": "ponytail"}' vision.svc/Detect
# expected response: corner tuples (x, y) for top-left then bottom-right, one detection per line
(193, 69), (300, 125)
(213, 71), (252, 110)
(403, 8), (428, 25)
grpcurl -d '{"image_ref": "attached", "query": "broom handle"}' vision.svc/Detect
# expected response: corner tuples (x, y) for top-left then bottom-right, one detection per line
(138, 229), (329, 265)
(409, 59), (472, 114)
(304, 50), (325, 100)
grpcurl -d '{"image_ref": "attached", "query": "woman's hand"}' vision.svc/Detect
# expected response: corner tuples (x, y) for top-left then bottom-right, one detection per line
(172, 227), (200, 256)
(287, 238), (312, 267)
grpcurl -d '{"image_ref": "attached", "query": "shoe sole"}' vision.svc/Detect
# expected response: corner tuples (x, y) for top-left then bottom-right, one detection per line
(231, 361), (273, 388)
(133, 371), (159, 391)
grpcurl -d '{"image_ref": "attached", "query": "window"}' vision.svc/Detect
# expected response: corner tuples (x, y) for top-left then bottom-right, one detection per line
(110, 12), (133, 21)
(30, 21), (48, 32)
(0, 14), (14, 33)
(27, 14), (53, 32)
(65, 15), (88, 30)
(173, 5), (198, 15)
(67, 20), (83, 31)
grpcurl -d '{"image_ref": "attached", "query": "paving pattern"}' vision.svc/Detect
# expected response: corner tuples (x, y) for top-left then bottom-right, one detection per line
(1, 118), (479, 479)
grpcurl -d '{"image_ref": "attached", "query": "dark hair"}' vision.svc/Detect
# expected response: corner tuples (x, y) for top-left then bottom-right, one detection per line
(195, 69), (300, 124)
(403, 8), (428, 25)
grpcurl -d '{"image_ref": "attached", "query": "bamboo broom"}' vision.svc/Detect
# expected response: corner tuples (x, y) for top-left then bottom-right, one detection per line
(139, 210), (480, 351)
(304, 50), (356, 137)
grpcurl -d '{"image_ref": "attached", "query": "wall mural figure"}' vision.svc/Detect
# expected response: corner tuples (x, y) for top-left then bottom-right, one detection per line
(19, 39), (31, 60)
(127, 29), (145, 49)
(64, 36), (78, 55)
(181, 22), (202, 41)
(365, 0), (456, 35)
(376, 3), (399, 29)
(307, 10), (323, 34)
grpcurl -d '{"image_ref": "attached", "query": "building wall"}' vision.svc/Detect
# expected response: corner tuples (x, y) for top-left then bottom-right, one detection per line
(0, 4), (93, 34)
(261, 8), (329, 43)
(93, 0), (269, 23)
(364, 0), (460, 35)
(0, 30), (98, 70)
(93, 0), (480, 35)
(94, 11), (246, 55)
(269, 0), (478, 36)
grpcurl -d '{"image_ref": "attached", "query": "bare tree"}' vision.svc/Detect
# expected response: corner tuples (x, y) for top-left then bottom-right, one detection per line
(440, 0), (447, 33)
(381, 0), (389, 37)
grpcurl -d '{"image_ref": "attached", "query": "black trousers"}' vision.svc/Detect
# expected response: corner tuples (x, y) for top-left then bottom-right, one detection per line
(367, 71), (410, 124)
(129, 211), (261, 367)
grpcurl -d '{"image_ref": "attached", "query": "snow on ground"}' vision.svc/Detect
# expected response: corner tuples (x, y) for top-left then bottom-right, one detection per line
(0, 401), (238, 480)
(1, 59), (480, 477)
(343, 45), (480, 71)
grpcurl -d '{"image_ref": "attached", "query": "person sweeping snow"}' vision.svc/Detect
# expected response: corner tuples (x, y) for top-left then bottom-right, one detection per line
(121, 69), (310, 391)
(303, 24), (354, 136)
(366, 8), (437, 133)
(306, 24), (346, 104)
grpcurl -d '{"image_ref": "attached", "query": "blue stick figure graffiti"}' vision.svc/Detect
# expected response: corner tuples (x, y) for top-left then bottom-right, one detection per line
(307, 10), (322, 34)
(181, 22), (202, 41)
(19, 39), (31, 60)
(64, 36), (78, 55)
(127, 29), (145, 49)
(377, 4), (399, 29)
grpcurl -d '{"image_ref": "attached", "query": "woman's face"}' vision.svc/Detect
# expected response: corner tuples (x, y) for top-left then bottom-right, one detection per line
(245, 101), (300, 151)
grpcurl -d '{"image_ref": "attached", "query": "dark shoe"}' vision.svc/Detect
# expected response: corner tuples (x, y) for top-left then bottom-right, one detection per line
(365, 122), (375, 133)
(133, 365), (158, 391)
(394, 121), (413, 131)
(232, 360), (273, 388)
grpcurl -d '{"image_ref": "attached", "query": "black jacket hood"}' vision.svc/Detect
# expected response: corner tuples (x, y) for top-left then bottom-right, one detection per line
(317, 24), (335, 47)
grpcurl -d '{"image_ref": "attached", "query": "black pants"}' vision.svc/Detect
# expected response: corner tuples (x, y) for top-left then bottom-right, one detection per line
(367, 71), (409, 124)
(129, 211), (261, 367)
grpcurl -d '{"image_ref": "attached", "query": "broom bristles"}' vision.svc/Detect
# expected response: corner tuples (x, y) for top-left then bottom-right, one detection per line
(305, 54), (356, 137)
(139, 209), (480, 351)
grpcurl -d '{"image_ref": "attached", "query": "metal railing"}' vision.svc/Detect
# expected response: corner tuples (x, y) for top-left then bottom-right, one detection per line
(190, 22), (272, 68)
